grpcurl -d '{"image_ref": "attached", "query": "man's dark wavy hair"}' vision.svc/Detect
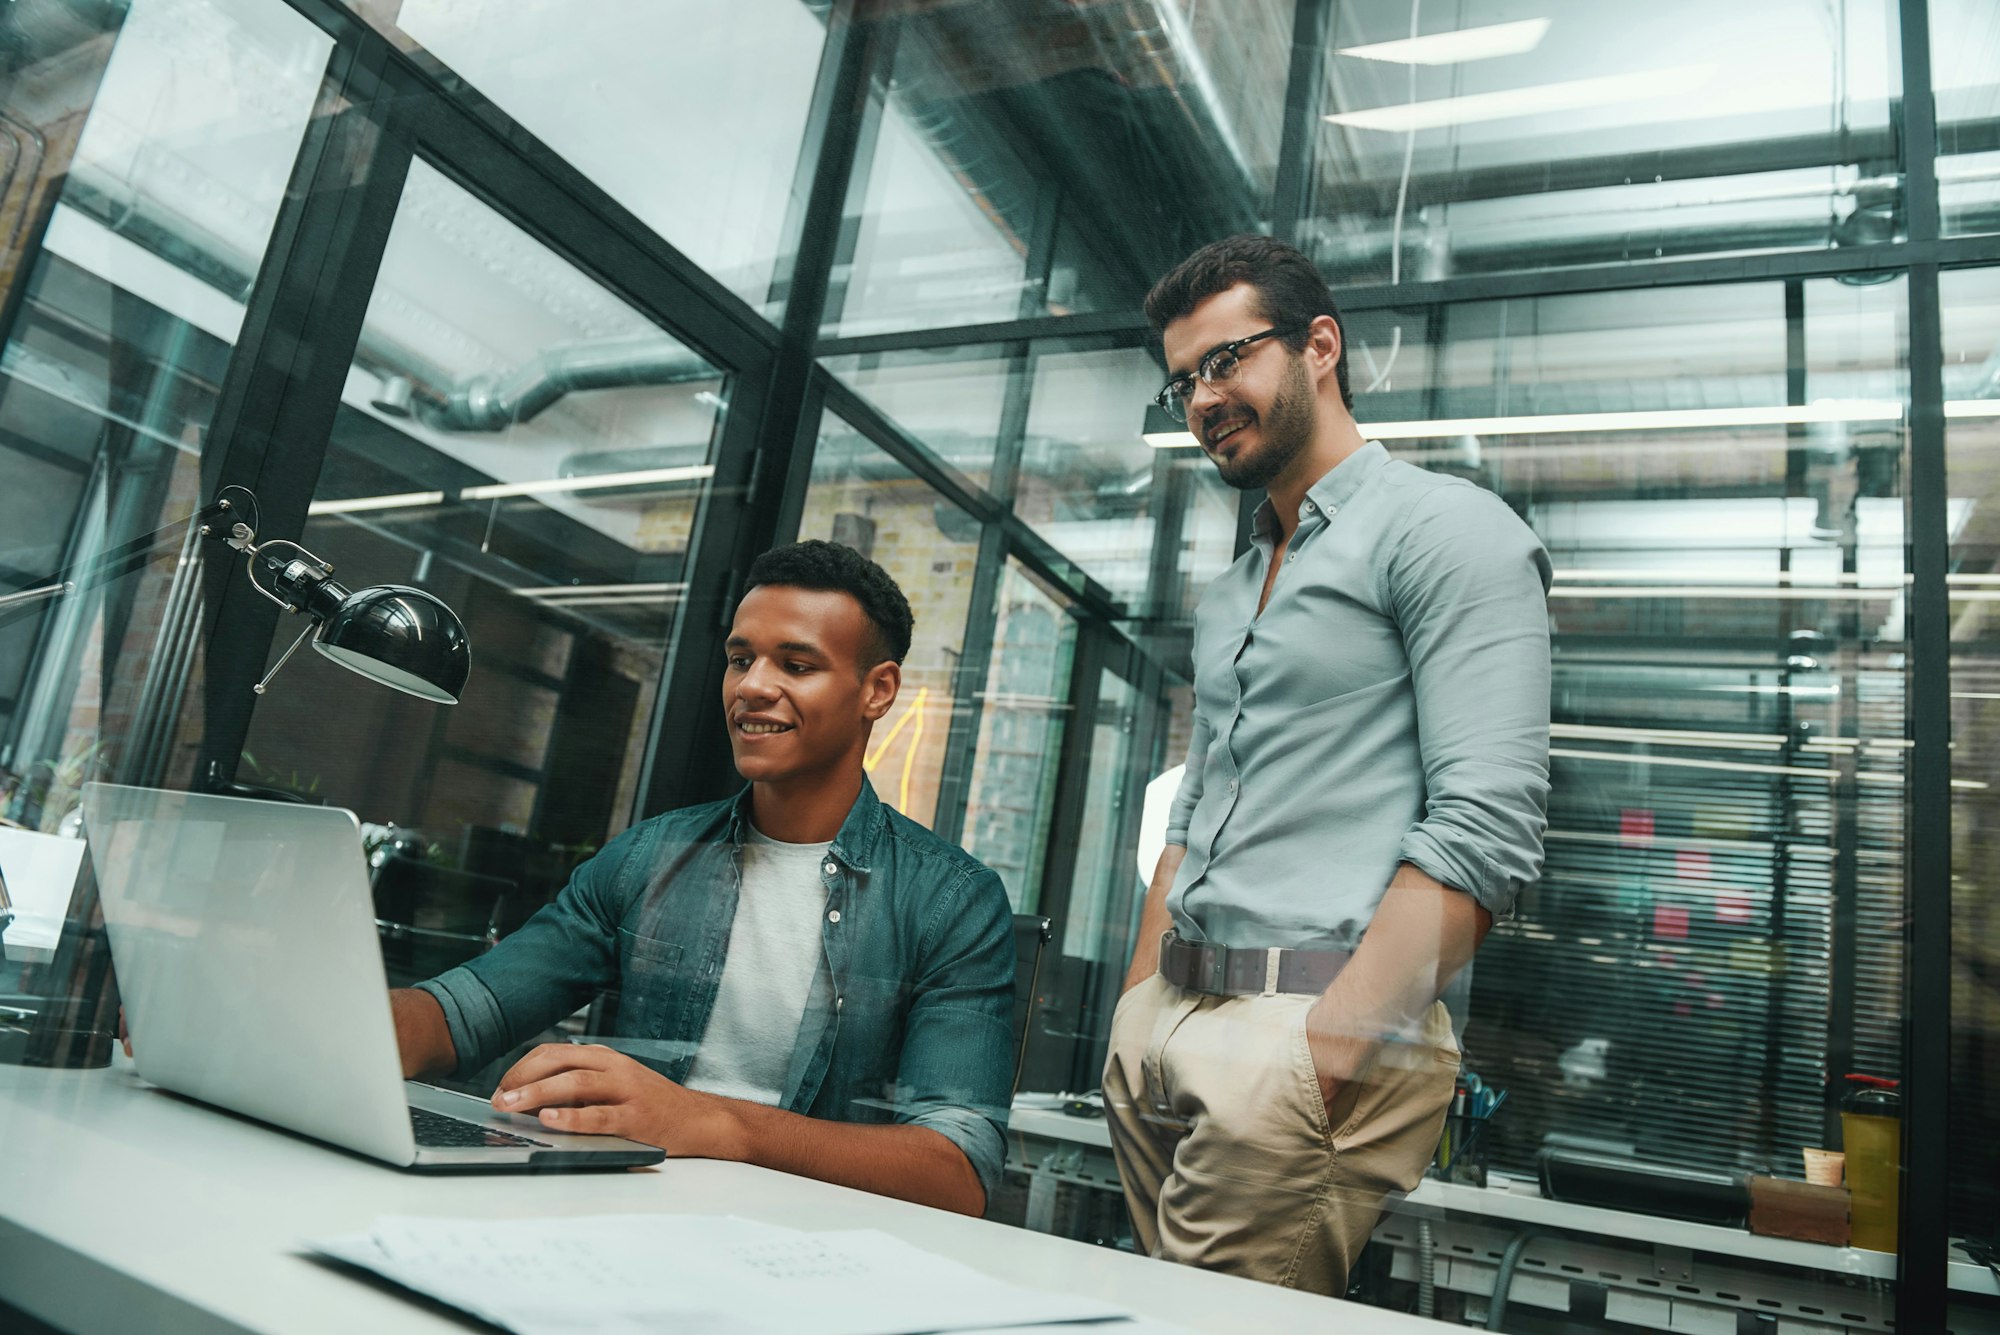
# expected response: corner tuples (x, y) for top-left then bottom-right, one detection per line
(1143, 233), (1353, 410)
(744, 540), (914, 668)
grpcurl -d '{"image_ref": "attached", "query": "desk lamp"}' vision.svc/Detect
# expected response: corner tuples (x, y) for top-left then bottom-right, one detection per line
(0, 485), (470, 1067)
(0, 487), (469, 702)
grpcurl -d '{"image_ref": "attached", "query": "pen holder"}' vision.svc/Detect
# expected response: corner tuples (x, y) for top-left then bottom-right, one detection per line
(1431, 1089), (1506, 1186)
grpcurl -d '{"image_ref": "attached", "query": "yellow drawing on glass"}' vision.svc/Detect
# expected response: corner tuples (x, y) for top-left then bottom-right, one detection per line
(864, 686), (929, 813)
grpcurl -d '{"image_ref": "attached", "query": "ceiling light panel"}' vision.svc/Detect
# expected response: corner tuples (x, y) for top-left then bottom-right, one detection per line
(1338, 18), (1551, 66)
(1325, 64), (1713, 133)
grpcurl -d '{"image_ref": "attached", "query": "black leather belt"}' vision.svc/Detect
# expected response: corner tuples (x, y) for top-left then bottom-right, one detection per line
(1157, 930), (1351, 997)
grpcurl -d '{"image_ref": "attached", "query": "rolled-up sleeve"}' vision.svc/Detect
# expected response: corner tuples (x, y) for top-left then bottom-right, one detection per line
(412, 822), (647, 1073)
(1388, 484), (1552, 918)
(895, 867), (1016, 1205)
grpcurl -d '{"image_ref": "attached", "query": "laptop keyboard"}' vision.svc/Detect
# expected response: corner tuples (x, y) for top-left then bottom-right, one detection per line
(410, 1104), (551, 1150)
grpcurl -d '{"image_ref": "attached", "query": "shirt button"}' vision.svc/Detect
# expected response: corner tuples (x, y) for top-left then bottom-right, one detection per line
(828, 909), (841, 924)
(1327, 504), (1338, 515)
(1287, 550), (1297, 562)
(822, 860), (837, 876)
(1227, 778), (1237, 792)
(1304, 500), (1316, 512)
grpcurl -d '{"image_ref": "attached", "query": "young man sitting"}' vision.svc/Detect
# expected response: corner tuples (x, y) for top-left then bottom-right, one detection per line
(390, 540), (1016, 1215)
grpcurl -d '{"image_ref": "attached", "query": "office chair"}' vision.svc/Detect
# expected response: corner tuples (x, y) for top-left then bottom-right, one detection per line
(1010, 913), (1053, 1098)
(371, 854), (521, 989)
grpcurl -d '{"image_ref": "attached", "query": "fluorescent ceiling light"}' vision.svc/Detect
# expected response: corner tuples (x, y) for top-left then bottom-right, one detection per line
(1551, 722), (1783, 752)
(1147, 401), (1915, 448)
(1339, 18), (1550, 66)
(1363, 402), (1904, 438)
(1325, 64), (1711, 132)
(1702, 684), (1839, 696)
(1553, 569), (1913, 585)
(308, 491), (446, 515)
(460, 464), (713, 500)
(1550, 747), (1832, 780)
(1947, 399), (2000, 419)
(307, 465), (716, 515)
(516, 582), (688, 599)
(1550, 585), (1899, 601)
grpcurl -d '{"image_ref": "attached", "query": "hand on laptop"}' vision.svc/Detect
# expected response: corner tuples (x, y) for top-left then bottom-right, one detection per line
(493, 1043), (739, 1157)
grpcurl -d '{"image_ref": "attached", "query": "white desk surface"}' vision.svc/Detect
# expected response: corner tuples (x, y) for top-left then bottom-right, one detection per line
(0, 1061), (1448, 1335)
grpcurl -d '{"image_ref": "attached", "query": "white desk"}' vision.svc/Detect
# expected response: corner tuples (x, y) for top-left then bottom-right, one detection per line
(0, 1061), (1445, 1335)
(1008, 1104), (2000, 1332)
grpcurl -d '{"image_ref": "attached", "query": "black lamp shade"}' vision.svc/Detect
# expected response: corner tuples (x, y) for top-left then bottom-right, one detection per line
(311, 584), (470, 703)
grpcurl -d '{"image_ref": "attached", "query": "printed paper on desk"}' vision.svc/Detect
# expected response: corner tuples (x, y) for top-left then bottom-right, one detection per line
(315, 1213), (1128, 1335)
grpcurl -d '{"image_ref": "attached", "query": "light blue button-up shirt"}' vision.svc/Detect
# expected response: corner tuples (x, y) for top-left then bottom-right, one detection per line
(1165, 441), (1553, 950)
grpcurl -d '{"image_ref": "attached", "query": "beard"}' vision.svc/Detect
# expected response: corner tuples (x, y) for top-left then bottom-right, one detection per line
(1206, 355), (1316, 492)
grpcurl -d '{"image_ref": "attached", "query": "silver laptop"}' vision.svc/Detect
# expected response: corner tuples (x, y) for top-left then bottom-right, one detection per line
(82, 782), (663, 1172)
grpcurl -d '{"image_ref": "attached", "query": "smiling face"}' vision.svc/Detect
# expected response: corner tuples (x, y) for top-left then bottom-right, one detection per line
(1162, 283), (1323, 493)
(722, 584), (900, 788)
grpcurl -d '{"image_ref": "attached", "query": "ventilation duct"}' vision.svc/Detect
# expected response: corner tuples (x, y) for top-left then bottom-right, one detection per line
(399, 335), (719, 432)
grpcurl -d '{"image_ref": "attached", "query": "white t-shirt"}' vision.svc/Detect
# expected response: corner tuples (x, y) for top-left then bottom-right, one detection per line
(681, 824), (831, 1105)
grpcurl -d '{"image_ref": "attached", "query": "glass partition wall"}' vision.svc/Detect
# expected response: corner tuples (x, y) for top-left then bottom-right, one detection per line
(2, 0), (1996, 1331)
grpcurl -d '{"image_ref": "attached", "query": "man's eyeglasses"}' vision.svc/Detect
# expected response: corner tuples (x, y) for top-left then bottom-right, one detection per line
(1152, 327), (1294, 424)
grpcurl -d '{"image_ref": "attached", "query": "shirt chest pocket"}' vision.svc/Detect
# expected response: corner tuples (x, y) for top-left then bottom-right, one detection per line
(615, 928), (684, 1038)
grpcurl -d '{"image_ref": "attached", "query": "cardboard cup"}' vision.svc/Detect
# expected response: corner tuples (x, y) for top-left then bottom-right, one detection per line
(1803, 1147), (1845, 1187)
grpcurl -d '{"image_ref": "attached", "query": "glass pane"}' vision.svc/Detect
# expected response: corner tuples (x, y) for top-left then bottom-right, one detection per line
(361, 0), (829, 318)
(239, 159), (724, 944)
(960, 561), (1075, 912)
(0, 0), (330, 969)
(1330, 279), (1908, 1320)
(1308, 0), (1901, 284)
(796, 411), (979, 827)
(828, 4), (1297, 337)
(828, 341), (1241, 613)
(1943, 265), (2000, 1312)
(1018, 345), (1241, 613)
(1933, 0), (2000, 239)
(821, 347), (1012, 492)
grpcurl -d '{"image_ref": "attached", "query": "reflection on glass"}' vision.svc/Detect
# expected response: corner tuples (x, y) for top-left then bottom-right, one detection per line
(1017, 346), (1239, 614)
(960, 562), (1074, 911)
(0, 0), (329, 1070)
(821, 348), (1011, 491)
(828, 342), (1240, 615)
(1309, 0), (1900, 284)
(796, 414), (977, 827)
(1943, 266), (2000, 1292)
(1059, 669), (1140, 965)
(376, 0), (827, 316)
(1323, 279), (1906, 1317)
(828, 4), (1297, 336)
(242, 159), (723, 895)
(1932, 0), (2000, 239)
(0, 0), (328, 930)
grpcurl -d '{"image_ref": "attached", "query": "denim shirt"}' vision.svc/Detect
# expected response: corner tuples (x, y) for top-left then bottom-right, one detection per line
(413, 779), (1015, 1198)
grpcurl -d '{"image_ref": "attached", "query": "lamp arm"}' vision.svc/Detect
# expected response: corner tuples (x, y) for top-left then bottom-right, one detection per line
(0, 496), (239, 631)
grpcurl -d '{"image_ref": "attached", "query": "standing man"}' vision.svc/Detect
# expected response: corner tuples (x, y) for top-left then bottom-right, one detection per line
(392, 540), (1015, 1216)
(1105, 235), (1551, 1292)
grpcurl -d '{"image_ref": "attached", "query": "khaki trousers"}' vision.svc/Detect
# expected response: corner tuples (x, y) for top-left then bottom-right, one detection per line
(1103, 973), (1459, 1295)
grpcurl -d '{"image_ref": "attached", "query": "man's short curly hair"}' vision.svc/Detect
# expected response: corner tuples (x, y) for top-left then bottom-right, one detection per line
(744, 540), (914, 668)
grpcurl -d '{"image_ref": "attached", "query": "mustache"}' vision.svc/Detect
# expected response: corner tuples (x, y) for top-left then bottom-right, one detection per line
(1202, 410), (1256, 446)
